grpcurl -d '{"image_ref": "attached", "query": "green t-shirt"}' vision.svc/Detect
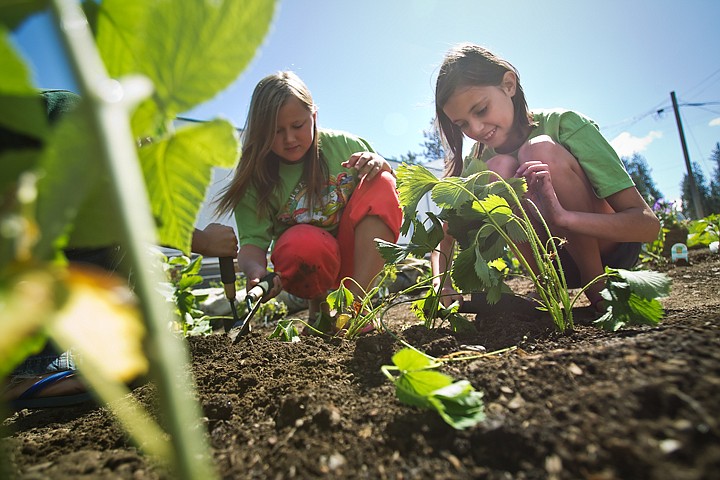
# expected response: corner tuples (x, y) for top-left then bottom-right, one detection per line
(234, 129), (374, 250)
(464, 109), (634, 199)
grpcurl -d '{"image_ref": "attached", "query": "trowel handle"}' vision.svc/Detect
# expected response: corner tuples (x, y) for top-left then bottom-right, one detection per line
(247, 272), (278, 303)
(219, 257), (236, 285)
(219, 257), (236, 300)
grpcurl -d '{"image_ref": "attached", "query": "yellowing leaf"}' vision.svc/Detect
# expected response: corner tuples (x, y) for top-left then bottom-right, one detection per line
(0, 268), (58, 378)
(50, 265), (148, 383)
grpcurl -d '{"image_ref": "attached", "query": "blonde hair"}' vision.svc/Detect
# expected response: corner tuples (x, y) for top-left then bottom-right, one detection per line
(215, 71), (328, 218)
(435, 43), (535, 177)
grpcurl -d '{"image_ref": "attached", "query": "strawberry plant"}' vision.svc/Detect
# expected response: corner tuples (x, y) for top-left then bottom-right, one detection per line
(389, 162), (671, 332)
(160, 254), (213, 336)
(686, 213), (719, 248)
(1, 0), (275, 478)
(381, 348), (485, 430)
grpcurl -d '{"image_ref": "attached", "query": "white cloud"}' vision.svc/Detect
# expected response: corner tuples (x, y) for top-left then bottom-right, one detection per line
(610, 130), (663, 157)
(709, 117), (720, 127)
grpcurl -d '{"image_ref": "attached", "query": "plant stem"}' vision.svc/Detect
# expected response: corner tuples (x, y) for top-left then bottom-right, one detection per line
(50, 1), (216, 478)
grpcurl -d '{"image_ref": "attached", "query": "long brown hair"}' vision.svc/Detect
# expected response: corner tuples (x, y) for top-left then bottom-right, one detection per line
(435, 43), (534, 177)
(215, 71), (328, 218)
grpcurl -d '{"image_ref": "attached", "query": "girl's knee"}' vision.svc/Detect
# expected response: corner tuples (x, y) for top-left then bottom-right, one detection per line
(271, 225), (341, 299)
(519, 135), (574, 169)
(486, 154), (518, 180)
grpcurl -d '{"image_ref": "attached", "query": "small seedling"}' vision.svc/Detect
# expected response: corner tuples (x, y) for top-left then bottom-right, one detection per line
(381, 348), (485, 430)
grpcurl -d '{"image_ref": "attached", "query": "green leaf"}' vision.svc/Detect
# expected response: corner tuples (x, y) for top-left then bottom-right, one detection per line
(34, 106), (104, 257)
(140, 120), (239, 253)
(428, 380), (485, 430)
(473, 244), (492, 286)
(396, 370), (453, 407)
(177, 275), (203, 290)
(96, 0), (276, 137)
(0, 28), (49, 140)
(595, 269), (669, 331)
(326, 282), (353, 312)
(476, 224), (507, 261)
(396, 163), (440, 235)
(446, 312), (475, 333)
(64, 174), (123, 250)
(375, 238), (411, 264)
(431, 177), (472, 210)
(391, 347), (436, 371)
(183, 255), (203, 276)
(474, 194), (512, 220)
(610, 268), (671, 299)
(408, 212), (445, 256)
(269, 319), (300, 342)
(452, 246), (484, 293)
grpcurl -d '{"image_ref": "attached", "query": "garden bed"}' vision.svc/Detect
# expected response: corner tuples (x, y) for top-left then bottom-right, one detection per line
(3, 249), (720, 479)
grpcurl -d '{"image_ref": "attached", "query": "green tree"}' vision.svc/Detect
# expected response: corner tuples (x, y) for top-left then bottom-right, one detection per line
(681, 162), (712, 219)
(622, 153), (663, 205)
(422, 119), (445, 162)
(399, 150), (420, 164)
(708, 142), (720, 214)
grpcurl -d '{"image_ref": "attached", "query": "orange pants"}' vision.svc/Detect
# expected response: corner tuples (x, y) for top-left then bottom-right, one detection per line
(271, 171), (401, 299)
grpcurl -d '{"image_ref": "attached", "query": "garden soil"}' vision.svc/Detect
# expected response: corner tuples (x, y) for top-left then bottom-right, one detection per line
(3, 249), (720, 479)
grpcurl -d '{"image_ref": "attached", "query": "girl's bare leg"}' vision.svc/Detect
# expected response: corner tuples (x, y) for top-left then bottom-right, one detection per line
(349, 215), (394, 299)
(518, 136), (614, 305)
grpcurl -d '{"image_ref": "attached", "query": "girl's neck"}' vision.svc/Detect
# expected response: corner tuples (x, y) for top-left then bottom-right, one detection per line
(495, 123), (532, 154)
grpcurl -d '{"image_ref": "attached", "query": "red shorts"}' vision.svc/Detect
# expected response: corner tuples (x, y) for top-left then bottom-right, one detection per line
(271, 171), (401, 299)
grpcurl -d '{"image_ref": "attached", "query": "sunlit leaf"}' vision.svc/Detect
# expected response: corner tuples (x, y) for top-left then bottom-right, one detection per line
(140, 120), (239, 253)
(391, 347), (436, 371)
(396, 370), (453, 407)
(50, 265), (148, 383)
(611, 268), (671, 299)
(431, 177), (471, 210)
(396, 163), (440, 234)
(326, 282), (353, 312)
(474, 194), (511, 218)
(96, 0), (276, 136)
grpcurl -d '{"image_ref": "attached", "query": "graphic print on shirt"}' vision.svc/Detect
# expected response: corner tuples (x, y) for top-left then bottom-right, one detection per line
(277, 172), (356, 227)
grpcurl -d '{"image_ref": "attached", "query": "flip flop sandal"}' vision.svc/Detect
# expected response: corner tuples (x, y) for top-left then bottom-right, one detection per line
(9, 370), (93, 410)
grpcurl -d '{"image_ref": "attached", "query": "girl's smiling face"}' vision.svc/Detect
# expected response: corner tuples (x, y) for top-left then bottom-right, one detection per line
(271, 96), (316, 163)
(442, 71), (519, 153)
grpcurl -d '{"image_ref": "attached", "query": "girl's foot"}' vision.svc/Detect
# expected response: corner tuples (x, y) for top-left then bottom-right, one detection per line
(2, 371), (90, 410)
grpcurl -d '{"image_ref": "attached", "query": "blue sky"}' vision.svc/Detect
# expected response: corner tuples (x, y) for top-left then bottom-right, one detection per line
(11, 0), (720, 203)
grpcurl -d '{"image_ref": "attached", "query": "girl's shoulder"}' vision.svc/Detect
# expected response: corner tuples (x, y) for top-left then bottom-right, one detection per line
(532, 108), (598, 129)
(318, 128), (363, 142)
(318, 128), (374, 153)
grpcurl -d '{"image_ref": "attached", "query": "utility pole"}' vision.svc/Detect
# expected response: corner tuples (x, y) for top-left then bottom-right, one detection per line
(671, 91), (705, 219)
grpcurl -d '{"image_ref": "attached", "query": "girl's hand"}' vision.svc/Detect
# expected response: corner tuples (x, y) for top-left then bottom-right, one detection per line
(435, 285), (463, 308)
(245, 267), (283, 301)
(343, 152), (393, 181)
(191, 223), (237, 257)
(515, 161), (566, 226)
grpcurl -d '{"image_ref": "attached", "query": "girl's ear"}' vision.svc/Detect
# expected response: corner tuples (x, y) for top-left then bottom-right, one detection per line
(501, 71), (517, 97)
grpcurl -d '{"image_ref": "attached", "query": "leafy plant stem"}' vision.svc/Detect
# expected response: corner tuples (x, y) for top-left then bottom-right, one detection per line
(471, 177), (573, 331)
(51, 1), (215, 478)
